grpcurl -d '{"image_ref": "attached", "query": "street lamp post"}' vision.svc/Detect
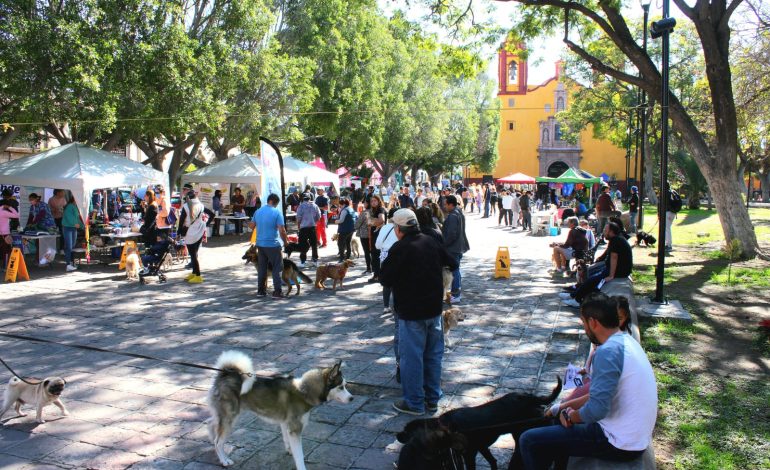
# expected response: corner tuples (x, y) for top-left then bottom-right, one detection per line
(651, 0), (676, 303)
(638, 0), (651, 229)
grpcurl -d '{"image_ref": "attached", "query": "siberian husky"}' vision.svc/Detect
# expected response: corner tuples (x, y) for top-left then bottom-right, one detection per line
(207, 351), (354, 468)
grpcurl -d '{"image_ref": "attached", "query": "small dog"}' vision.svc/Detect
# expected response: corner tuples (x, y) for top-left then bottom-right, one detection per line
(314, 259), (354, 290)
(442, 307), (465, 348)
(396, 377), (562, 470)
(575, 259), (588, 285)
(442, 267), (453, 304)
(207, 351), (353, 468)
(636, 231), (657, 247)
(125, 251), (140, 280)
(331, 233), (361, 258)
(242, 245), (312, 295)
(1, 376), (69, 424)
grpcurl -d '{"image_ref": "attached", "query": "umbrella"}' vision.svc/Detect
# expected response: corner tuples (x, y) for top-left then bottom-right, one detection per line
(497, 172), (536, 184)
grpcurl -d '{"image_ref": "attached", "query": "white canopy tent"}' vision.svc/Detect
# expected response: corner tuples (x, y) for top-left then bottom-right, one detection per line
(181, 152), (262, 185)
(0, 142), (168, 223)
(283, 156), (340, 190)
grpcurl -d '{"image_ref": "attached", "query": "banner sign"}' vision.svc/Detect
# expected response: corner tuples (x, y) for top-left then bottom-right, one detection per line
(260, 140), (283, 214)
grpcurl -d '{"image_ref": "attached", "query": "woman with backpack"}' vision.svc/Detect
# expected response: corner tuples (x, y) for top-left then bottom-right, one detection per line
(179, 190), (206, 283)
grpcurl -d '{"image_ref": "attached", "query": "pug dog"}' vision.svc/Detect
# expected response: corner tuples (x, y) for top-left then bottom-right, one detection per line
(0, 376), (68, 424)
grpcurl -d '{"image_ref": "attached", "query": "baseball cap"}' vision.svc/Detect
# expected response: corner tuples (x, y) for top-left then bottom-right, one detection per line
(392, 209), (418, 227)
(183, 183), (194, 190)
(302, 193), (311, 201)
(631, 186), (638, 192)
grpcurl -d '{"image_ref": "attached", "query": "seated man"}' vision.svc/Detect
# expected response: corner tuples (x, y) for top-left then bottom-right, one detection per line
(550, 217), (587, 275)
(561, 222), (631, 308)
(510, 295), (657, 469)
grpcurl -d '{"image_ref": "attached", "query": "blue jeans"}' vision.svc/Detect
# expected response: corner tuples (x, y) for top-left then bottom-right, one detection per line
(62, 227), (77, 265)
(398, 316), (444, 411)
(514, 422), (644, 469)
(393, 310), (400, 363)
(484, 200), (490, 217)
(451, 253), (462, 295)
(629, 211), (638, 233)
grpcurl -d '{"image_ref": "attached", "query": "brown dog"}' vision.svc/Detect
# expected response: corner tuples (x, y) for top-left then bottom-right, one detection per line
(442, 307), (465, 348)
(314, 259), (355, 290)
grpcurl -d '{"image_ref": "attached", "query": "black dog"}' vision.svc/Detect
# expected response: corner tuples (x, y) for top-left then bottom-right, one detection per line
(396, 377), (562, 470)
(283, 241), (302, 258)
(636, 231), (657, 247)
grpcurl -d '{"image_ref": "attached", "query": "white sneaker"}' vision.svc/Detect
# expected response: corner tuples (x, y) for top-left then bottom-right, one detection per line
(558, 292), (573, 300)
(561, 298), (580, 308)
(383, 307), (392, 314)
(556, 267), (566, 273)
(66, 264), (77, 272)
(563, 271), (572, 278)
(450, 294), (462, 303)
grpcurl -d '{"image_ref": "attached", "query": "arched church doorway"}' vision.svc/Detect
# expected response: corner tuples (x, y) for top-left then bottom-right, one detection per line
(547, 161), (569, 177)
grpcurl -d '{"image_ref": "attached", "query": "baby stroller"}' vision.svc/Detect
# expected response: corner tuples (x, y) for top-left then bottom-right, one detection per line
(139, 238), (173, 284)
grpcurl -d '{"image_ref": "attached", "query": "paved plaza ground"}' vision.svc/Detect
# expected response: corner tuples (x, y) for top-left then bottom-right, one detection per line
(0, 209), (588, 469)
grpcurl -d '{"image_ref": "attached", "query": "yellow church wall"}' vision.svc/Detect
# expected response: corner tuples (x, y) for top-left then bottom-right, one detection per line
(471, 54), (627, 181)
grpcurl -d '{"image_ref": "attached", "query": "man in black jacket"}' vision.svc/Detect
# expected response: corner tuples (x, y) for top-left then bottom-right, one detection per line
(381, 209), (458, 416)
(441, 195), (470, 302)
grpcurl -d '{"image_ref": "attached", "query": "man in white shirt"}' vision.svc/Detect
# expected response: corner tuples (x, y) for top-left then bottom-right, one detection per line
(512, 294), (657, 468)
(500, 191), (513, 226)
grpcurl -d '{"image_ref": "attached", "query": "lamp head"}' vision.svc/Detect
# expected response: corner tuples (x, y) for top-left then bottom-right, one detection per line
(640, 0), (651, 10)
(650, 17), (676, 39)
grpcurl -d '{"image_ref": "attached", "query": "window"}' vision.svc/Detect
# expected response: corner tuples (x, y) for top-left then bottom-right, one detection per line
(555, 124), (563, 141)
(507, 98), (515, 108)
(556, 97), (565, 111)
(545, 103), (552, 113)
(507, 121), (516, 131)
(542, 129), (550, 143)
(508, 62), (518, 83)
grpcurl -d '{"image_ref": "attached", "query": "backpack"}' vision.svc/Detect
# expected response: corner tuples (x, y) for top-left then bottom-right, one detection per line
(668, 189), (683, 213)
(165, 206), (178, 226)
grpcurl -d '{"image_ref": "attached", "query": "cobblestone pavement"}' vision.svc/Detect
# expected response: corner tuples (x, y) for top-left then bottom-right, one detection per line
(0, 209), (588, 469)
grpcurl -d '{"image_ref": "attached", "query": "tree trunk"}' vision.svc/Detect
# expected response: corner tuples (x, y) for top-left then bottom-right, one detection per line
(0, 128), (20, 154)
(701, 158), (760, 257)
(736, 159), (746, 191)
(102, 132), (122, 152)
(644, 137), (657, 205)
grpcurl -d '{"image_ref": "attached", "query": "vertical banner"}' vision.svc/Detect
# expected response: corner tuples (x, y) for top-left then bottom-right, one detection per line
(259, 138), (284, 215)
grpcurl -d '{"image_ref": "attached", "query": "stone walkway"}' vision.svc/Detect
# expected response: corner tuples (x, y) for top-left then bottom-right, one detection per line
(0, 209), (588, 469)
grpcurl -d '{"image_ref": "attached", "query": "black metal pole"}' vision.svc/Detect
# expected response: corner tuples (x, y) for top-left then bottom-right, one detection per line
(653, 0), (672, 303)
(638, 3), (650, 230)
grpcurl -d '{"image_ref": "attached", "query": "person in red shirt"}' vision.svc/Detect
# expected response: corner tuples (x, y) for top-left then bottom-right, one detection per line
(551, 216), (588, 274)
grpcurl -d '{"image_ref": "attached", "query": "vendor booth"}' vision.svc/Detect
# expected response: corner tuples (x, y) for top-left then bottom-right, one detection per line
(0, 143), (168, 266)
(283, 156), (341, 191)
(0, 142), (168, 224)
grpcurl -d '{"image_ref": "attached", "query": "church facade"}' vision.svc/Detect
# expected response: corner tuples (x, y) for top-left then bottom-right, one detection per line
(471, 46), (627, 185)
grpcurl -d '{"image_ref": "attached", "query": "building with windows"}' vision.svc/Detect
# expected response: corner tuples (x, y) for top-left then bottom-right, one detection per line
(471, 45), (627, 185)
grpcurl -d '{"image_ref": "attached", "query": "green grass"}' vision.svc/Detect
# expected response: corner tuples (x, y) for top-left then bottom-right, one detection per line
(642, 321), (770, 470)
(639, 207), (770, 247)
(709, 266), (770, 287)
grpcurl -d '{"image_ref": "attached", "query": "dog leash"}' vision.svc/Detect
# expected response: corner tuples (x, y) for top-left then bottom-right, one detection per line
(0, 356), (41, 385)
(0, 331), (253, 378)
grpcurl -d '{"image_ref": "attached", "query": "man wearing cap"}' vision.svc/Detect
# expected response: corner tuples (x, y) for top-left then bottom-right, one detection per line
(380, 209), (458, 416)
(296, 193), (321, 267)
(442, 195), (470, 303)
(628, 186), (639, 233)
